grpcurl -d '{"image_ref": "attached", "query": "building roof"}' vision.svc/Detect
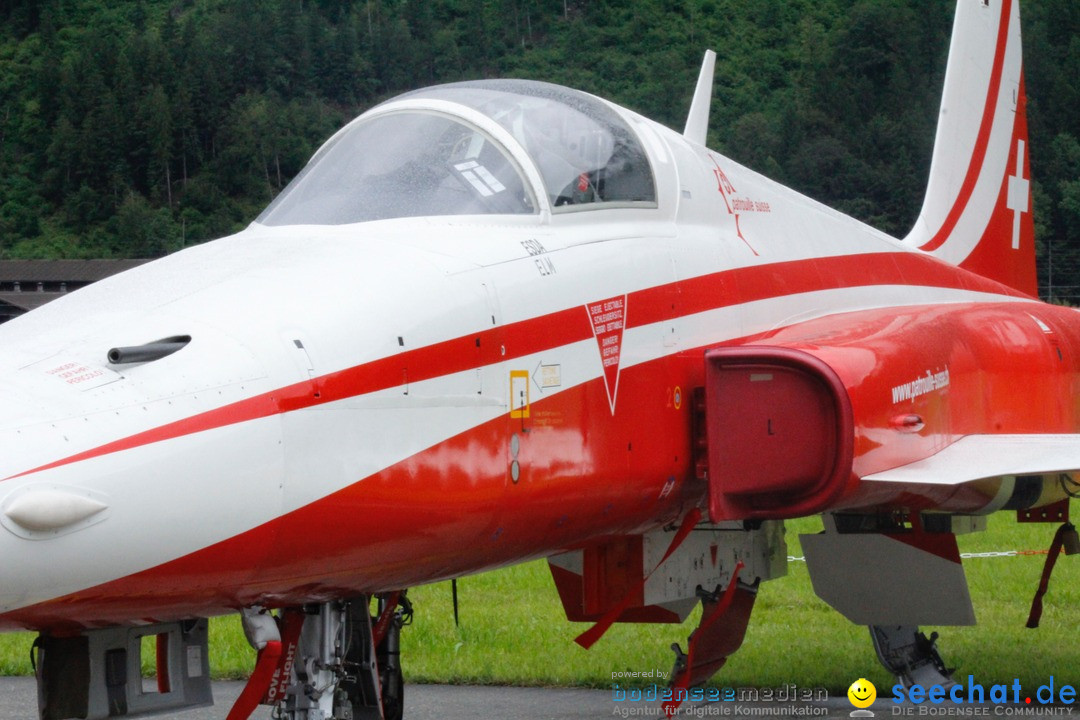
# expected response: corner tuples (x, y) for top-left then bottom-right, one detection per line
(0, 292), (64, 312)
(0, 259), (149, 283)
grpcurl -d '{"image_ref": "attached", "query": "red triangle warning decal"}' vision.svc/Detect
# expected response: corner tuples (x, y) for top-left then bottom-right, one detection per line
(586, 295), (626, 414)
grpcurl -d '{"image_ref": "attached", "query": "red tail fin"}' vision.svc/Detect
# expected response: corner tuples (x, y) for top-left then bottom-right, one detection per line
(904, 0), (1036, 296)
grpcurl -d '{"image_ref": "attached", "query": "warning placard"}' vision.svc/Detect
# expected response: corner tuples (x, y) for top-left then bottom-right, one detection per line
(41, 360), (120, 391)
(586, 295), (626, 414)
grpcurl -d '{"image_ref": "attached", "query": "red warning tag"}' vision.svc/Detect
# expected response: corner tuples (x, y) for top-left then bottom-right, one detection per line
(586, 295), (626, 414)
(262, 609), (305, 705)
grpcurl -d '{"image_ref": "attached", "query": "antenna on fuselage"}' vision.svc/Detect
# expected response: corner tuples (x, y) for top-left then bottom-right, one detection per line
(683, 49), (716, 146)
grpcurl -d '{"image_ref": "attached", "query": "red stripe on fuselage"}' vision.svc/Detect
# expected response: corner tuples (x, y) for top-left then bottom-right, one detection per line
(4, 297), (1031, 630)
(3, 251), (1024, 483)
(918, 0), (1013, 253)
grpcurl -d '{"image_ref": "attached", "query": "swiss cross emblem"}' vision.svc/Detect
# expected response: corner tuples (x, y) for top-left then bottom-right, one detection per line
(1006, 138), (1029, 250)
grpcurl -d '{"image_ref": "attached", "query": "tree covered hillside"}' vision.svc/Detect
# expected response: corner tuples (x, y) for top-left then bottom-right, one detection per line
(0, 0), (1077, 298)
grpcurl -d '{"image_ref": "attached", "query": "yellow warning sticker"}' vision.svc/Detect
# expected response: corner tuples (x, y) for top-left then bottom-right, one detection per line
(510, 370), (530, 418)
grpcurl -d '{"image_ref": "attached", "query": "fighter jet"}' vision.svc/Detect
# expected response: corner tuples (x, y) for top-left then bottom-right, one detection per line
(0, 0), (1071, 718)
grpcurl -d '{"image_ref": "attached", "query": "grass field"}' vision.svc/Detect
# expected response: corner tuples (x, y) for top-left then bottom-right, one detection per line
(1, 514), (1077, 693)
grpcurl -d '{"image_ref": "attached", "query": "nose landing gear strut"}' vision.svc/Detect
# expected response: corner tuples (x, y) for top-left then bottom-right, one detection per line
(231, 593), (412, 720)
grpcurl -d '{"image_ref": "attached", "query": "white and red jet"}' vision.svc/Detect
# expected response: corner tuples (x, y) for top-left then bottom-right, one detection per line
(0, 1), (1074, 718)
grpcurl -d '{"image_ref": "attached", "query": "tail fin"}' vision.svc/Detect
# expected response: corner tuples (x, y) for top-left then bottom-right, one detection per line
(903, 0), (1035, 296)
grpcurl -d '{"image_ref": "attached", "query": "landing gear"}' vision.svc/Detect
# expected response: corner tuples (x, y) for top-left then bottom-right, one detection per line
(334, 594), (411, 720)
(668, 579), (758, 691)
(232, 593), (411, 720)
(870, 625), (954, 689)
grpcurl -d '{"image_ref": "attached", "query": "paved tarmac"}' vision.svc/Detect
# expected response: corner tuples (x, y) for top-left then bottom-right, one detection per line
(2, 677), (1074, 719)
(0, 676), (932, 719)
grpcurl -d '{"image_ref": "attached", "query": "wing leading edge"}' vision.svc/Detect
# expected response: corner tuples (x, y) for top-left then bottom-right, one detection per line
(862, 434), (1080, 486)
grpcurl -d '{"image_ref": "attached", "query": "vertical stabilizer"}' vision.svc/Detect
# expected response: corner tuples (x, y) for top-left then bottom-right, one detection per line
(684, 50), (716, 147)
(903, 0), (1035, 296)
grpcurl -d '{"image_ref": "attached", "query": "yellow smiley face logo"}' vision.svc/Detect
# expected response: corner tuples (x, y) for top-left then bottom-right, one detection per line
(847, 678), (877, 709)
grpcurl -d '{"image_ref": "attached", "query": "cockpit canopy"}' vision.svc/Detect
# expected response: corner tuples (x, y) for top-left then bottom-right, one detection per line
(257, 80), (656, 227)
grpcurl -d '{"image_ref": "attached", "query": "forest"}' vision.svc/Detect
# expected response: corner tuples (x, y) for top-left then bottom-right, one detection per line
(0, 0), (1077, 300)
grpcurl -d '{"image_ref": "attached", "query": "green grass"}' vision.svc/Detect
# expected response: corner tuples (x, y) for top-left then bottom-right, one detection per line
(402, 515), (1080, 692)
(2, 515), (1076, 693)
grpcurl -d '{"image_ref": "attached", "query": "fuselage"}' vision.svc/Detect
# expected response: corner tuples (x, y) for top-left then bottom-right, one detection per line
(0, 79), (1065, 632)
